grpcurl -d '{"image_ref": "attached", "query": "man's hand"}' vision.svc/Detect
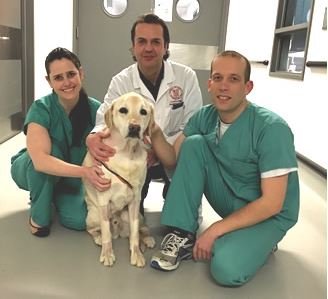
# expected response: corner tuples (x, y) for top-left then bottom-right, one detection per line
(146, 149), (158, 167)
(193, 224), (218, 261)
(143, 136), (158, 167)
(86, 130), (116, 163)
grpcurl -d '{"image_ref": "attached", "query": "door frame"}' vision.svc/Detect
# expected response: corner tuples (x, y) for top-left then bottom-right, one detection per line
(0, 0), (34, 143)
(21, 0), (34, 116)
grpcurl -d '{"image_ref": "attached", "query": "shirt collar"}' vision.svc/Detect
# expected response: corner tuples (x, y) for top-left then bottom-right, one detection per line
(138, 62), (164, 100)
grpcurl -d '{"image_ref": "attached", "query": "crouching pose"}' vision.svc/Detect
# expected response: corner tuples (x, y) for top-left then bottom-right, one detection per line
(10, 47), (108, 237)
(150, 50), (299, 287)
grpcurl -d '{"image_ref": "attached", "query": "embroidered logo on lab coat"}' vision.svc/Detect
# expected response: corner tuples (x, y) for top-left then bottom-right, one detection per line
(169, 86), (184, 109)
(169, 86), (183, 102)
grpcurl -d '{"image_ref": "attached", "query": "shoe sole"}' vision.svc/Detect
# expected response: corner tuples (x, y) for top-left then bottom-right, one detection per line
(150, 260), (180, 271)
(150, 253), (193, 272)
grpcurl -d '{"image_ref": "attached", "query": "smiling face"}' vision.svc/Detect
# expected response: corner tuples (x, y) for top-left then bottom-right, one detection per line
(132, 23), (168, 75)
(105, 92), (154, 140)
(208, 55), (253, 123)
(46, 58), (83, 108)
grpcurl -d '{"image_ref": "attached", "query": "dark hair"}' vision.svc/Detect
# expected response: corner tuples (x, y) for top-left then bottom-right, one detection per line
(45, 47), (92, 146)
(45, 47), (81, 76)
(210, 50), (251, 83)
(130, 13), (170, 61)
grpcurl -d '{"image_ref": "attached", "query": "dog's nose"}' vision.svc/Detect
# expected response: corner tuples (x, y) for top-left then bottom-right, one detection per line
(128, 124), (141, 138)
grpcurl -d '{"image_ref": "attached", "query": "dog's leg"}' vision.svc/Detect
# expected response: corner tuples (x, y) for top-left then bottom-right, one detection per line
(86, 204), (102, 246)
(99, 204), (115, 266)
(128, 199), (145, 267)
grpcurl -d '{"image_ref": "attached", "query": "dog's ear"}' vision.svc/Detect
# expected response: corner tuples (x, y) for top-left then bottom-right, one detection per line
(104, 103), (114, 130)
(145, 102), (155, 137)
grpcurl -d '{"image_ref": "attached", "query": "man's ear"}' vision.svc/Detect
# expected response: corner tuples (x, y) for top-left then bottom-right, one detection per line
(207, 78), (212, 92)
(245, 80), (254, 95)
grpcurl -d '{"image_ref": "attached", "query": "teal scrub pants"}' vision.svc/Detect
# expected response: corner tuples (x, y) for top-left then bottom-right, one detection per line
(11, 147), (87, 230)
(161, 135), (287, 286)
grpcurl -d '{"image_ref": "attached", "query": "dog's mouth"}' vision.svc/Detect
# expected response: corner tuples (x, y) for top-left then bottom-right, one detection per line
(127, 131), (140, 138)
(127, 124), (141, 138)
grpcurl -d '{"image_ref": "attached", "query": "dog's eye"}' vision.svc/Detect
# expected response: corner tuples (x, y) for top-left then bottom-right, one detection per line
(140, 109), (147, 116)
(119, 107), (128, 114)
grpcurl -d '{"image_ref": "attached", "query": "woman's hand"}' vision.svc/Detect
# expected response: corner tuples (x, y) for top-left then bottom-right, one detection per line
(83, 165), (111, 192)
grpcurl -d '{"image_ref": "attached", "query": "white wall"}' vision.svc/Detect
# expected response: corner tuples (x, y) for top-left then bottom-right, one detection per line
(34, 0), (73, 100)
(226, 0), (328, 169)
(33, 0), (327, 169)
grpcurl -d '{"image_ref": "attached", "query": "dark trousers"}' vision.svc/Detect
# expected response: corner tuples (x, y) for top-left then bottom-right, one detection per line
(140, 163), (170, 215)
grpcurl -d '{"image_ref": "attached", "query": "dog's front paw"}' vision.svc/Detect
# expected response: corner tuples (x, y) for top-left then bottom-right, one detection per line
(100, 243), (115, 266)
(130, 247), (145, 268)
(142, 236), (156, 248)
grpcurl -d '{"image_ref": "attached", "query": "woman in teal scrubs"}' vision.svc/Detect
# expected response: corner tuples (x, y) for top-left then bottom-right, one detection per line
(11, 47), (111, 237)
(151, 50), (300, 286)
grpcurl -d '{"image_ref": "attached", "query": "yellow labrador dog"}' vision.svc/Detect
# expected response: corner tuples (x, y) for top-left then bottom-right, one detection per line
(83, 92), (156, 267)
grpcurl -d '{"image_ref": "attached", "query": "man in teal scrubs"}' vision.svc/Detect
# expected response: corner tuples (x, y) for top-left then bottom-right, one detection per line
(151, 50), (299, 286)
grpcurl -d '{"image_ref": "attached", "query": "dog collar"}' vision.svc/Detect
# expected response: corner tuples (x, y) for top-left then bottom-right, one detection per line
(97, 160), (133, 190)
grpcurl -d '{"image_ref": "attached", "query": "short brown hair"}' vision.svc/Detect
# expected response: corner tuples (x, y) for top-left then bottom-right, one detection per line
(210, 50), (251, 82)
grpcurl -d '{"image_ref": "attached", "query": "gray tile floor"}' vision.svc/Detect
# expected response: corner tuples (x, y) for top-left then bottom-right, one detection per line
(0, 133), (326, 299)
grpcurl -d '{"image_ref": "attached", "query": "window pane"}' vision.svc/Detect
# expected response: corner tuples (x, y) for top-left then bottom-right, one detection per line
(176, 0), (200, 22)
(103, 0), (127, 17)
(283, 0), (312, 26)
(277, 30), (306, 73)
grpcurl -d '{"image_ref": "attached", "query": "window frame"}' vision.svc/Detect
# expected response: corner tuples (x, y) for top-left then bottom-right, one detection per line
(270, 0), (315, 80)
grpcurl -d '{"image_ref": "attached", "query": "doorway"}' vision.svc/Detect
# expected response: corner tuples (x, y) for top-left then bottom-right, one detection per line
(75, 0), (229, 105)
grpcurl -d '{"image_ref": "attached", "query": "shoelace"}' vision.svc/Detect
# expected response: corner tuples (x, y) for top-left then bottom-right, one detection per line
(161, 233), (188, 256)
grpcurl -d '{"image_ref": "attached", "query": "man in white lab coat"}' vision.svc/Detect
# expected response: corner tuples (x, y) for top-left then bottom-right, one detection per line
(86, 13), (203, 214)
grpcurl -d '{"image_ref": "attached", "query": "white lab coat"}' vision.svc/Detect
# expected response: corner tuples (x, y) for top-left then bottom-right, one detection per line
(94, 60), (203, 144)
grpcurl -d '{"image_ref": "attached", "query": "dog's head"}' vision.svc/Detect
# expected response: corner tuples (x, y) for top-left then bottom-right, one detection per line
(104, 92), (155, 139)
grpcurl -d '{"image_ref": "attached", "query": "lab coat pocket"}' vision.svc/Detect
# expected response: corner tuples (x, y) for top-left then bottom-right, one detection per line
(165, 105), (185, 137)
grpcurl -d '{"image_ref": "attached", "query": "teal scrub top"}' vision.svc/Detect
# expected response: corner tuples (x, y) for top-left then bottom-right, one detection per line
(23, 92), (100, 165)
(183, 102), (299, 227)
